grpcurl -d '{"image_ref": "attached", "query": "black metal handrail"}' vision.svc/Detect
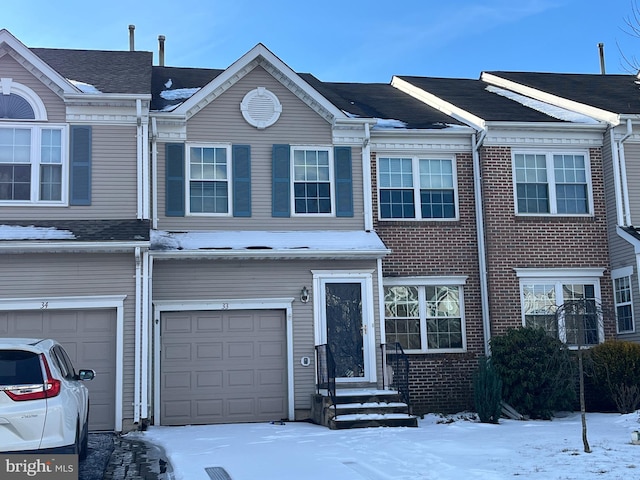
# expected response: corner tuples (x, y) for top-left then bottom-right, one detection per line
(315, 344), (337, 410)
(381, 342), (411, 413)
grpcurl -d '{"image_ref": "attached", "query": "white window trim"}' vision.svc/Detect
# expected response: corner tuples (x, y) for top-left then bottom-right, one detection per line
(612, 266), (635, 334)
(0, 78), (48, 120)
(383, 276), (468, 354)
(377, 155), (459, 221)
(0, 123), (69, 206)
(512, 149), (594, 217)
(516, 268), (605, 346)
(185, 143), (232, 216)
(290, 145), (335, 217)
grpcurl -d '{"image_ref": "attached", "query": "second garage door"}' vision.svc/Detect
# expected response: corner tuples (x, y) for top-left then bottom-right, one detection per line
(160, 309), (288, 426)
(0, 309), (117, 431)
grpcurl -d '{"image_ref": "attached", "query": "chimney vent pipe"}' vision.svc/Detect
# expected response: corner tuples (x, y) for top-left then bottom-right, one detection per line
(129, 25), (135, 51)
(598, 42), (606, 74)
(158, 35), (166, 66)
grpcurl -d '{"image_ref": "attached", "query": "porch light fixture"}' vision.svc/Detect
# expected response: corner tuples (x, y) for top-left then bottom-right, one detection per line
(300, 286), (310, 303)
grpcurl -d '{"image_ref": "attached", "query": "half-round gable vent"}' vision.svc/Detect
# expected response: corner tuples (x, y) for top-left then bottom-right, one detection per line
(0, 93), (35, 119)
(240, 87), (282, 129)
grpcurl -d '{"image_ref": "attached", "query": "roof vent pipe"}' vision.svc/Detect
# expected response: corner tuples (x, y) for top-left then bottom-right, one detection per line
(129, 25), (135, 51)
(598, 43), (606, 74)
(158, 35), (165, 66)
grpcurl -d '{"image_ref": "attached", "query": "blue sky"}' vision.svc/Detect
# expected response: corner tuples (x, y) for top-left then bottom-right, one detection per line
(4, 0), (640, 82)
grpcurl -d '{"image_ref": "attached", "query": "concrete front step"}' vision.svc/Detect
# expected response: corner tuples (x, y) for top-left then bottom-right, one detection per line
(335, 401), (410, 415)
(330, 413), (418, 429)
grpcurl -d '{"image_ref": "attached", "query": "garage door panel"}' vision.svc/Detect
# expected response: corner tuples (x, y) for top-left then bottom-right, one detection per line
(1, 309), (116, 431)
(164, 343), (192, 361)
(161, 309), (287, 425)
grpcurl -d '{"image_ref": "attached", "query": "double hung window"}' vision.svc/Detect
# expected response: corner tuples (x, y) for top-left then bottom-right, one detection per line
(612, 267), (634, 334)
(0, 125), (65, 203)
(378, 156), (456, 219)
(292, 147), (332, 214)
(384, 278), (466, 353)
(514, 151), (591, 215)
(187, 144), (230, 214)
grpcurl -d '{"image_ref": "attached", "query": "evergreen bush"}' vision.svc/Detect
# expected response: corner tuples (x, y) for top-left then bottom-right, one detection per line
(490, 327), (575, 419)
(473, 356), (502, 423)
(588, 340), (640, 413)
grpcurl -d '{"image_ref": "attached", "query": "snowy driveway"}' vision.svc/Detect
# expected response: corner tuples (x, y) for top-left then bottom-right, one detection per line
(133, 412), (640, 480)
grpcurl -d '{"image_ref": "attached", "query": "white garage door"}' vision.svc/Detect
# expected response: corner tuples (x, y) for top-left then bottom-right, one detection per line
(0, 309), (117, 431)
(161, 309), (288, 426)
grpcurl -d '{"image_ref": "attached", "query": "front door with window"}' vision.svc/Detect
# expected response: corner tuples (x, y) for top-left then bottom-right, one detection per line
(315, 272), (375, 383)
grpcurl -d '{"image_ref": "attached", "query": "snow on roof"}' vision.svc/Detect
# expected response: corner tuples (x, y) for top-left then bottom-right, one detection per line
(486, 85), (601, 124)
(160, 87), (201, 101)
(371, 118), (408, 129)
(151, 230), (388, 254)
(0, 225), (75, 240)
(68, 79), (101, 93)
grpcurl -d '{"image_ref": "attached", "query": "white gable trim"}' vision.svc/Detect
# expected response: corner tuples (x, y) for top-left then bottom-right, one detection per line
(173, 43), (346, 123)
(481, 72), (621, 126)
(0, 29), (79, 97)
(391, 75), (486, 131)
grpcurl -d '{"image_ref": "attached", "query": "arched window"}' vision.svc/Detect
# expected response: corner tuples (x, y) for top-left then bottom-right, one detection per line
(0, 93), (35, 119)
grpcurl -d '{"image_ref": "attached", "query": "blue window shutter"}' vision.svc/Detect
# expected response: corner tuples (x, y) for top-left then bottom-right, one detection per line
(165, 143), (185, 217)
(233, 144), (251, 217)
(334, 146), (353, 217)
(69, 125), (92, 206)
(272, 144), (290, 217)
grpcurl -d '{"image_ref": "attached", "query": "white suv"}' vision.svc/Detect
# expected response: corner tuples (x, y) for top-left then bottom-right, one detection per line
(0, 338), (95, 458)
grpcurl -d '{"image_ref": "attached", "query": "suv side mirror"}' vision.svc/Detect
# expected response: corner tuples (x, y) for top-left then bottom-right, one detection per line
(78, 369), (95, 381)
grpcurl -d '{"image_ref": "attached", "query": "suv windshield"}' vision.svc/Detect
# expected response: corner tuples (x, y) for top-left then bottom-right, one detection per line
(0, 351), (43, 386)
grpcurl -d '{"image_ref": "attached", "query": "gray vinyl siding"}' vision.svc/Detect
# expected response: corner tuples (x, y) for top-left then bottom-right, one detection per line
(624, 142), (640, 226)
(0, 52), (66, 122)
(152, 258), (381, 414)
(156, 66), (365, 231)
(1, 125), (139, 220)
(0, 252), (138, 423)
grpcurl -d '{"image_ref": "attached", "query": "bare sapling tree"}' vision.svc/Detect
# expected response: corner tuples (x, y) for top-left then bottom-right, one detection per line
(555, 299), (606, 454)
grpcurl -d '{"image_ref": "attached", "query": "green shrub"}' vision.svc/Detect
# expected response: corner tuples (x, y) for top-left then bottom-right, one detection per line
(588, 340), (640, 413)
(473, 356), (502, 423)
(490, 327), (576, 419)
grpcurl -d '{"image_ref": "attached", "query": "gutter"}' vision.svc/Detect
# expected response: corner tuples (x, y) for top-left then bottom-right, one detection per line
(150, 248), (391, 261)
(0, 241), (150, 253)
(473, 130), (492, 356)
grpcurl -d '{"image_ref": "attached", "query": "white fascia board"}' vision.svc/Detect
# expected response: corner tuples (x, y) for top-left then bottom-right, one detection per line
(173, 43), (346, 121)
(370, 128), (474, 152)
(64, 93), (152, 103)
(391, 76), (485, 131)
(617, 226), (640, 253)
(151, 248), (390, 261)
(0, 29), (79, 96)
(481, 72), (621, 126)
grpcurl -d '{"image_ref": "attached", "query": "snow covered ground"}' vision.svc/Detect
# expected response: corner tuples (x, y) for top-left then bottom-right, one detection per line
(135, 412), (640, 480)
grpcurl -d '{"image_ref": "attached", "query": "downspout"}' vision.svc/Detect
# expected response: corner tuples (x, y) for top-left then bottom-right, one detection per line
(377, 257), (387, 388)
(610, 128), (625, 226)
(617, 119), (633, 226)
(133, 247), (142, 424)
(136, 99), (143, 219)
(151, 117), (158, 230)
(140, 249), (150, 421)
(142, 114), (150, 220)
(362, 122), (373, 231)
(473, 130), (492, 356)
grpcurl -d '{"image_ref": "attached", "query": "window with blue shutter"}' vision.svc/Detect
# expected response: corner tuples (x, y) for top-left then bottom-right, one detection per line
(334, 146), (353, 217)
(165, 143), (185, 217)
(233, 144), (251, 217)
(272, 144), (290, 217)
(70, 125), (92, 206)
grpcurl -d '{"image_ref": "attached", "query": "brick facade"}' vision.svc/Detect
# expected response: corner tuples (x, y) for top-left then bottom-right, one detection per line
(372, 144), (614, 415)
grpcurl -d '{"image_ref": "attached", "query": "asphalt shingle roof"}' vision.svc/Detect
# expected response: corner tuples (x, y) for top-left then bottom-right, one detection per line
(31, 48), (153, 95)
(298, 73), (462, 129)
(485, 71), (640, 115)
(396, 76), (565, 122)
(150, 66), (224, 111)
(0, 220), (150, 242)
